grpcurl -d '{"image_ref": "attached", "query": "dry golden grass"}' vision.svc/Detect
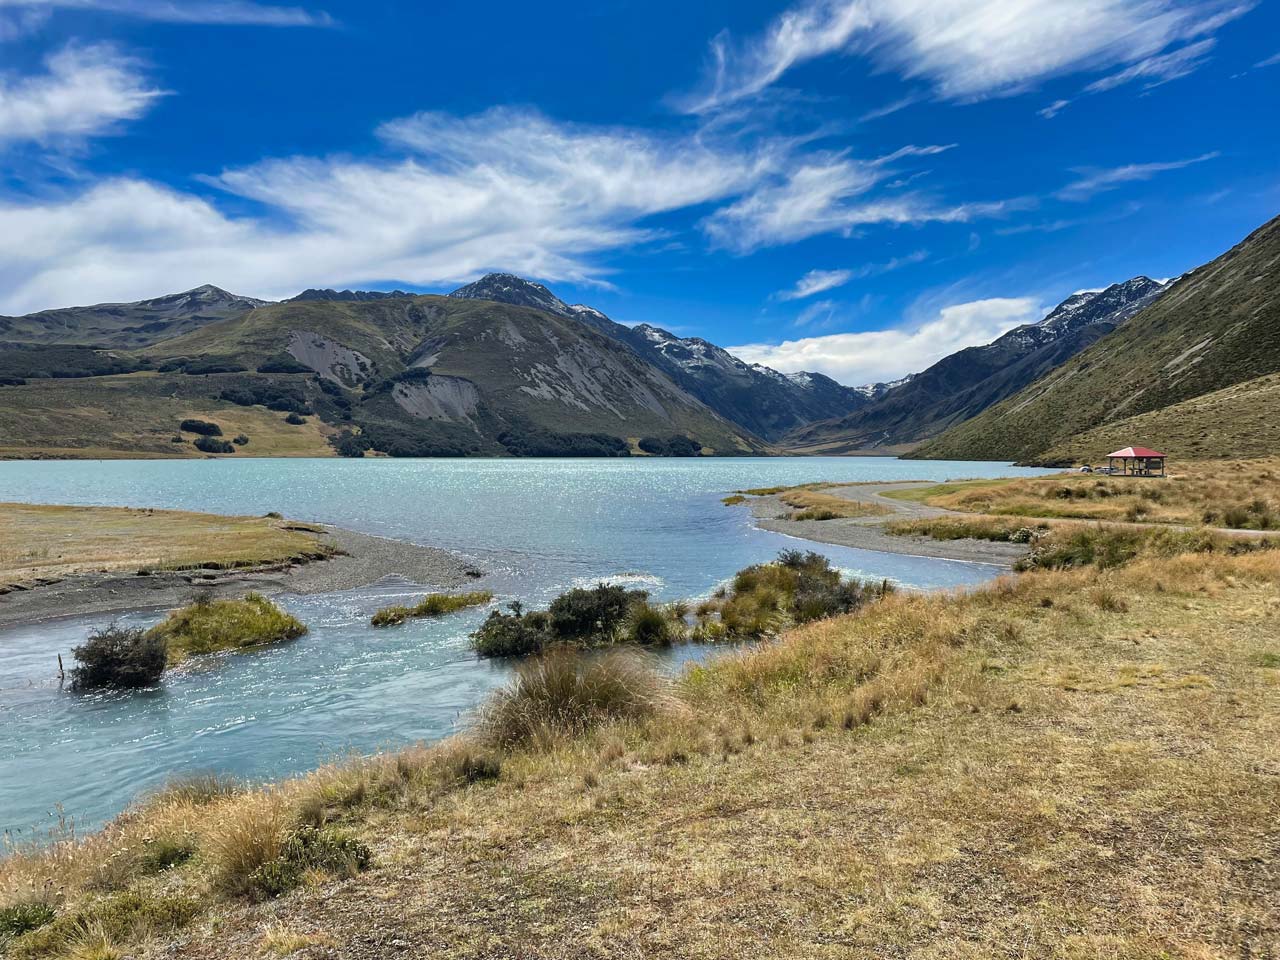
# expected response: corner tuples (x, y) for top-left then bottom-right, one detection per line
(893, 457), (1280, 528)
(731, 483), (892, 520)
(3, 536), (1278, 958)
(0, 504), (331, 583)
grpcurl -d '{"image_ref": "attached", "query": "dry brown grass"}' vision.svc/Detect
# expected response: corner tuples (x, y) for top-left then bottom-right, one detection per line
(896, 457), (1280, 529)
(0, 504), (331, 583)
(3, 537), (1278, 958)
(732, 482), (892, 520)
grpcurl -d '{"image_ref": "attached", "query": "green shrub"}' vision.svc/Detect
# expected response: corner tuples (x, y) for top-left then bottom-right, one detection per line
(621, 601), (679, 647)
(472, 604), (552, 657)
(548, 583), (647, 644)
(479, 649), (669, 748)
(194, 436), (235, 454)
(146, 593), (307, 661)
(371, 591), (493, 627)
(232, 434), (249, 446)
(0, 903), (55, 942)
(284, 412), (307, 425)
(70, 624), (167, 690)
(178, 418), (222, 436)
(7, 893), (199, 959)
(246, 826), (372, 900)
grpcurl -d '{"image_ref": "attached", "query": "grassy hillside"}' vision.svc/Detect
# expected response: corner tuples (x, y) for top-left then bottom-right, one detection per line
(3, 523), (1277, 957)
(1036, 371), (1280, 465)
(916, 213), (1280, 463)
(0, 373), (338, 459)
(0, 295), (764, 458)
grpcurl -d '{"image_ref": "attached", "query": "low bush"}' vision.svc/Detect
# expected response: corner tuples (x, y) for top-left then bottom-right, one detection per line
(620, 600), (680, 646)
(472, 604), (552, 657)
(70, 625), (167, 690)
(194, 436), (235, 454)
(331, 430), (371, 458)
(695, 550), (891, 639)
(0, 902), (55, 942)
(178, 418), (221, 436)
(638, 435), (702, 457)
(232, 434), (249, 446)
(479, 649), (670, 748)
(284, 412), (306, 425)
(256, 355), (312, 374)
(219, 383), (311, 415)
(548, 583), (647, 644)
(7, 892), (199, 959)
(246, 826), (372, 900)
(145, 594), (307, 662)
(370, 591), (493, 627)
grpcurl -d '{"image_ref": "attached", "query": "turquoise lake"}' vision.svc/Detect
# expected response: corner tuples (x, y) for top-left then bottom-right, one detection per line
(0, 457), (1057, 835)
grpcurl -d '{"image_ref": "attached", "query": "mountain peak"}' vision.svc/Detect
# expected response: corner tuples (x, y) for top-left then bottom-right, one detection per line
(448, 273), (571, 318)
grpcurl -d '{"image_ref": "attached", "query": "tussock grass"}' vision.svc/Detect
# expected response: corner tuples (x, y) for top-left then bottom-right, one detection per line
(369, 591), (493, 627)
(478, 649), (674, 749)
(146, 593), (306, 662)
(5, 525), (1280, 958)
(725, 482), (891, 520)
(886, 515), (1047, 542)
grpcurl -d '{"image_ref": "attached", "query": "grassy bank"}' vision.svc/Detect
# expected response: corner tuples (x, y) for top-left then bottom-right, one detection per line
(3, 525), (1277, 958)
(885, 458), (1280, 529)
(370, 591), (494, 627)
(0, 504), (334, 585)
(727, 483), (892, 521)
(147, 593), (308, 662)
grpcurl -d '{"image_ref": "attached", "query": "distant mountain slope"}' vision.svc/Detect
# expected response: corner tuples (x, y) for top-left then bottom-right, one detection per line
(289, 289), (413, 302)
(783, 277), (1167, 455)
(143, 294), (763, 457)
(1033, 371), (1280, 465)
(0, 285), (269, 348)
(916, 213), (1280, 463)
(450, 274), (868, 439)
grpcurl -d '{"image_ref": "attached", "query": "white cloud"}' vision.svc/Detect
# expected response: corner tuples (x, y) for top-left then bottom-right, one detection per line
(795, 298), (840, 327)
(1084, 38), (1217, 92)
(728, 295), (1042, 384)
(680, 0), (1253, 113)
(1038, 98), (1071, 119)
(0, 0), (331, 27)
(0, 42), (163, 145)
(1256, 50), (1280, 68)
(776, 268), (853, 300)
(0, 108), (782, 312)
(1056, 151), (1218, 200)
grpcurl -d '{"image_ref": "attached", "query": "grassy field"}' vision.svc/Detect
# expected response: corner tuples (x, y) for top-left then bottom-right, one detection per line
(0, 504), (331, 583)
(0, 374), (338, 459)
(2, 527), (1276, 958)
(886, 458), (1280, 529)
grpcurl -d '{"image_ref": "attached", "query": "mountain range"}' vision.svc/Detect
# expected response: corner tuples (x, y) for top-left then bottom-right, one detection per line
(786, 276), (1169, 454)
(0, 211), (1276, 461)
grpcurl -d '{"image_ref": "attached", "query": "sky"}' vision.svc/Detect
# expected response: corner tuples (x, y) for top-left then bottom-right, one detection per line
(0, 0), (1276, 386)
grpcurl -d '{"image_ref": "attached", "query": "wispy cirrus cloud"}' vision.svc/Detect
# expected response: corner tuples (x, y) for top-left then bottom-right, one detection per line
(1056, 151), (1219, 201)
(0, 108), (780, 312)
(0, 0), (331, 27)
(1256, 50), (1280, 68)
(679, 0), (1253, 114)
(729, 295), (1043, 384)
(0, 42), (163, 145)
(776, 268), (853, 301)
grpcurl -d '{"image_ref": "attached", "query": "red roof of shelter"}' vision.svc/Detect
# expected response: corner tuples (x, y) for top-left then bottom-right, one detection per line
(1108, 446), (1166, 459)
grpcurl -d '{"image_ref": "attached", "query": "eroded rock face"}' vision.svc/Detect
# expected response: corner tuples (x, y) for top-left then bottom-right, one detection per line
(287, 331), (373, 387)
(392, 377), (480, 424)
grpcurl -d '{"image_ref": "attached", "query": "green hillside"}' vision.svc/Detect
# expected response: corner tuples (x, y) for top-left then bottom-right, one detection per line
(0, 295), (763, 458)
(1034, 371), (1280, 465)
(915, 213), (1280, 463)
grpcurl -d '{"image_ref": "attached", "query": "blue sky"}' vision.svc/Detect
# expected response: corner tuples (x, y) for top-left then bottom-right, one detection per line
(0, 0), (1276, 385)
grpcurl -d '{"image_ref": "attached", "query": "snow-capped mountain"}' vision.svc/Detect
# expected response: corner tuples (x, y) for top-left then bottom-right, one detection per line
(785, 276), (1170, 454)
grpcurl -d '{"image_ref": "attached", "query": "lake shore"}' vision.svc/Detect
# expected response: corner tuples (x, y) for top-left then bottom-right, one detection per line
(747, 480), (1032, 567)
(0, 522), (482, 629)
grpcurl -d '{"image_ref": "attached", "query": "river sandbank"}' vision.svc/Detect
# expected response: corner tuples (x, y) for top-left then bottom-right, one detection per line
(748, 480), (1032, 567)
(0, 524), (482, 629)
